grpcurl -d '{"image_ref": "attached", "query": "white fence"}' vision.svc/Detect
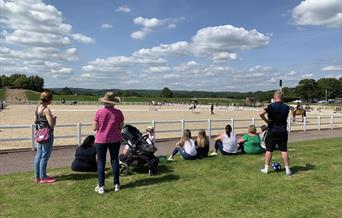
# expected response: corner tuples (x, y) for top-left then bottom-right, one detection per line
(1, 115), (341, 151)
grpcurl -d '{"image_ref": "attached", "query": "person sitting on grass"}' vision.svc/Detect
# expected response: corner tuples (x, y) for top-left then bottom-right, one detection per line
(168, 129), (197, 160)
(195, 129), (210, 158)
(210, 124), (238, 156)
(237, 125), (264, 154)
(259, 125), (268, 150)
(71, 135), (97, 172)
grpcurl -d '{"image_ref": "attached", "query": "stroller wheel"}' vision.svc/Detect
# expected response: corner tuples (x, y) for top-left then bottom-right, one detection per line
(119, 162), (129, 176)
(148, 169), (157, 176)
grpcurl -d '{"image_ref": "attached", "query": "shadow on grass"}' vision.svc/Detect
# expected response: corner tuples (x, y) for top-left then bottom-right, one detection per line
(55, 172), (98, 181)
(291, 164), (315, 174)
(133, 164), (173, 174)
(118, 174), (180, 190)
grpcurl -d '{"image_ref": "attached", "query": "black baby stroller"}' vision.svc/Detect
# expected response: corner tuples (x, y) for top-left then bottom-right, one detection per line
(120, 124), (159, 176)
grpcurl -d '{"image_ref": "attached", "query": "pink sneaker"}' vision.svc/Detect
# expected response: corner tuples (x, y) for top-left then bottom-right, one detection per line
(40, 178), (56, 184)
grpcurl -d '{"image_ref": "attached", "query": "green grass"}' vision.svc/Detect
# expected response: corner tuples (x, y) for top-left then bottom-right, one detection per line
(25, 90), (40, 101)
(0, 89), (5, 99)
(1, 138), (341, 218)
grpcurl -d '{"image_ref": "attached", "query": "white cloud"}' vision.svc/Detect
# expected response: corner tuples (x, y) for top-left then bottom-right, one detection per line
(72, 33), (95, 44)
(116, 5), (131, 13)
(321, 65), (342, 72)
(301, 73), (314, 78)
(191, 25), (270, 60)
(130, 30), (148, 40)
(212, 52), (238, 62)
(146, 66), (171, 73)
(131, 16), (185, 40)
(0, 0), (93, 81)
(287, 70), (297, 76)
(80, 24), (273, 90)
(133, 17), (161, 28)
(292, 0), (342, 28)
(101, 24), (112, 29)
(133, 41), (190, 57)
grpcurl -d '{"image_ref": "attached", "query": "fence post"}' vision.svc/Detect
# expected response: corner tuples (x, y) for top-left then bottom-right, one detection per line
(317, 116), (321, 130)
(208, 119), (212, 138)
(287, 117), (291, 132)
(303, 117), (307, 132)
(181, 119), (185, 136)
(77, 123), (82, 146)
(31, 124), (36, 151)
(152, 120), (156, 142)
(230, 118), (235, 133)
(252, 117), (255, 126)
(330, 116), (334, 130)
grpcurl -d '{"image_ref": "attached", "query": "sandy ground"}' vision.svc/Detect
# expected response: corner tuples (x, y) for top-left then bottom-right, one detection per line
(1, 104), (341, 150)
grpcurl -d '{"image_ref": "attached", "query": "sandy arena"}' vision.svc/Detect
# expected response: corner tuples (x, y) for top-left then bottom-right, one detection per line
(1, 104), (341, 150)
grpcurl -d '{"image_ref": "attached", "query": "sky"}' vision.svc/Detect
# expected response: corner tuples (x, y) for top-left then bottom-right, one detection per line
(0, 0), (341, 91)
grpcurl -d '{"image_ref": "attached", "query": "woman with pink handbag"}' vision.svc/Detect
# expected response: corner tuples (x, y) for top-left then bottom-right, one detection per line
(34, 91), (57, 184)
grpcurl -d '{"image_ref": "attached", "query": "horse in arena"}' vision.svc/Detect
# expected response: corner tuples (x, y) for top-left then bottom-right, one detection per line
(290, 107), (306, 122)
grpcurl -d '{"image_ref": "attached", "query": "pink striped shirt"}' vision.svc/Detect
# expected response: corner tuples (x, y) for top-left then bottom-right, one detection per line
(94, 107), (124, 143)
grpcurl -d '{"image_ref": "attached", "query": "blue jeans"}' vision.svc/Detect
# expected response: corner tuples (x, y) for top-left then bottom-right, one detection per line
(96, 142), (120, 187)
(34, 135), (54, 179)
(215, 141), (237, 155)
(171, 147), (196, 160)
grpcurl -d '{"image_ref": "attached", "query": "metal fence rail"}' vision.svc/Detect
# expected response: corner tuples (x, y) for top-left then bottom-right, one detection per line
(1, 115), (341, 151)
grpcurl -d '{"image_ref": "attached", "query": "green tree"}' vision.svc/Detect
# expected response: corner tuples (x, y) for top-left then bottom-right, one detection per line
(317, 78), (342, 99)
(295, 79), (319, 100)
(13, 76), (29, 88)
(60, 87), (73, 95)
(160, 87), (173, 98)
(28, 75), (44, 91)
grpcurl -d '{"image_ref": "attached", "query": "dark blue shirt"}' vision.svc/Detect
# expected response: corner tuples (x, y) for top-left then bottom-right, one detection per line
(71, 146), (97, 172)
(265, 102), (290, 132)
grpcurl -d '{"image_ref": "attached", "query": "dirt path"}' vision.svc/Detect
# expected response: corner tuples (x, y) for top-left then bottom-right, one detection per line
(5, 89), (28, 104)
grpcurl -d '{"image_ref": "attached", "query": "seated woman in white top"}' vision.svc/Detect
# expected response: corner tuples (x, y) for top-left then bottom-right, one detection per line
(168, 129), (197, 160)
(210, 124), (239, 156)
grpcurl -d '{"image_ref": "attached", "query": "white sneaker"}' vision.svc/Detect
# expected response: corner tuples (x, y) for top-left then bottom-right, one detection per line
(114, 184), (120, 192)
(209, 152), (218, 156)
(286, 168), (292, 176)
(167, 155), (174, 161)
(95, 185), (105, 194)
(260, 168), (268, 174)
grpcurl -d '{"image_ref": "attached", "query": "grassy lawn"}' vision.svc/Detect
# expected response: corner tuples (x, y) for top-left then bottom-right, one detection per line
(1, 138), (341, 218)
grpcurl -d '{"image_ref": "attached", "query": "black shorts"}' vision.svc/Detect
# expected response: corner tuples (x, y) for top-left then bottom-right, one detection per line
(265, 131), (288, 152)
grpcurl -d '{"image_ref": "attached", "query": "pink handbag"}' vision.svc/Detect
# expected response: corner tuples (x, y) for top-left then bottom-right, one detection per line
(34, 128), (50, 143)
(34, 106), (51, 143)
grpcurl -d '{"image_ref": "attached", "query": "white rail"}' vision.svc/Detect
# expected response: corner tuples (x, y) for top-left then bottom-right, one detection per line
(0, 115), (341, 151)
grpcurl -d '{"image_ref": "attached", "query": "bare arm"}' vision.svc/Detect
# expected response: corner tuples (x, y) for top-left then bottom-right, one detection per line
(119, 122), (124, 130)
(44, 108), (56, 129)
(93, 120), (99, 131)
(259, 109), (270, 124)
(176, 139), (185, 147)
(237, 137), (245, 144)
(214, 134), (224, 141)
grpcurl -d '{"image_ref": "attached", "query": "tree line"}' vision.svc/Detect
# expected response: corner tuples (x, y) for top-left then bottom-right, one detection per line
(294, 77), (342, 101)
(0, 74), (44, 92)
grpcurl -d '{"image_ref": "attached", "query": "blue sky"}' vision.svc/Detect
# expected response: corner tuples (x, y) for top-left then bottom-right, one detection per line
(1, 0), (341, 91)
